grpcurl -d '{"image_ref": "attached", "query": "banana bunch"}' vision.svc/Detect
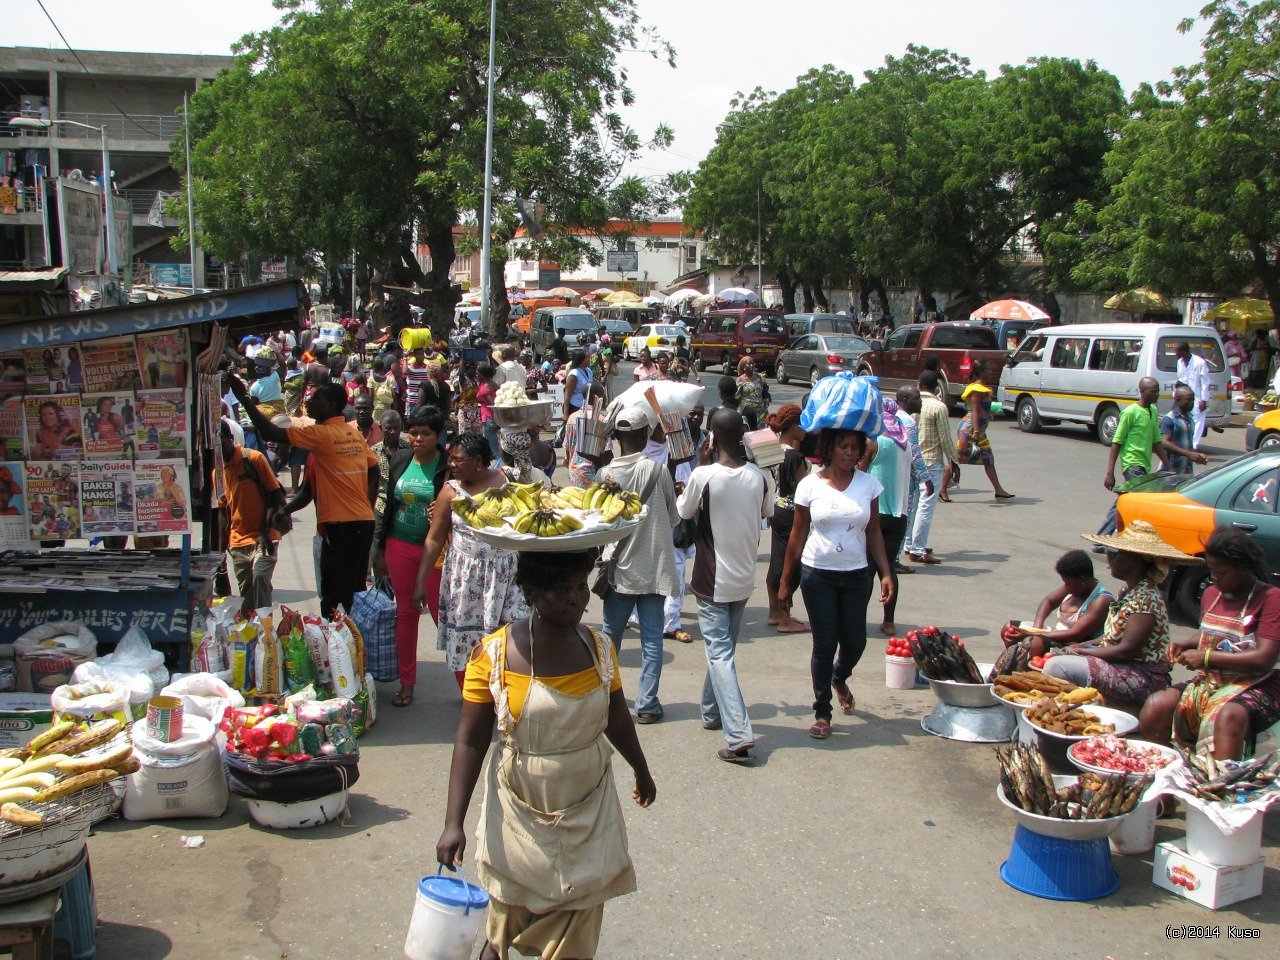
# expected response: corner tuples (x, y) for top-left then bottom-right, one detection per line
(451, 496), (507, 529)
(538, 487), (584, 511)
(475, 486), (523, 518)
(504, 482), (545, 512)
(581, 480), (643, 523)
(513, 508), (585, 537)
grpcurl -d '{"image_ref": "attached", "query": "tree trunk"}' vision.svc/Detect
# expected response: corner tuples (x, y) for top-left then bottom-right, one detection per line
(812, 282), (829, 312)
(1042, 290), (1061, 324)
(777, 268), (798, 315)
(920, 289), (938, 319)
(801, 283), (816, 313)
(418, 222), (459, 338)
(488, 250), (511, 340)
(1251, 246), (1280, 335)
(874, 281), (891, 319)
(858, 281), (872, 317)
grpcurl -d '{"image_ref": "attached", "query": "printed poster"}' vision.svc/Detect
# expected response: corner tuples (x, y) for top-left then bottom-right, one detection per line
(0, 460), (33, 550)
(136, 329), (190, 389)
(80, 460), (136, 537)
(0, 397), (24, 461)
(24, 461), (81, 541)
(81, 392), (137, 460)
(81, 335), (142, 392)
(24, 394), (83, 461)
(21, 348), (51, 395)
(135, 389), (188, 461)
(134, 462), (190, 534)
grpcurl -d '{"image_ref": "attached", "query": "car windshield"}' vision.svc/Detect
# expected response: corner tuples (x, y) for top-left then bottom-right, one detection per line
(556, 314), (596, 332)
(743, 313), (785, 335)
(823, 336), (871, 353)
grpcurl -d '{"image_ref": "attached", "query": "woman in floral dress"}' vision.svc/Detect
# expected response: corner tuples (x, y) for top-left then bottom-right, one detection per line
(736, 356), (770, 426)
(413, 432), (528, 688)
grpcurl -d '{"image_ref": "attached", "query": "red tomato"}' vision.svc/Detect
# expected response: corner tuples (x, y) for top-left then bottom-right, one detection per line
(1030, 656), (1046, 670)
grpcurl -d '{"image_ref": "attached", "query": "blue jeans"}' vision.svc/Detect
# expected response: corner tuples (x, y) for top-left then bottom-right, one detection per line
(1098, 465), (1148, 537)
(800, 565), (872, 721)
(904, 462), (945, 555)
(696, 597), (754, 750)
(603, 590), (666, 716)
(482, 419), (501, 459)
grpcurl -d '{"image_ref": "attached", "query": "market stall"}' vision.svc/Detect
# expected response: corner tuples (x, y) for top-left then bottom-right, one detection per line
(0, 278), (308, 666)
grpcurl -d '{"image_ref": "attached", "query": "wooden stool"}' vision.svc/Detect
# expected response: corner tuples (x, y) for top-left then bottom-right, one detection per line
(0, 889), (58, 960)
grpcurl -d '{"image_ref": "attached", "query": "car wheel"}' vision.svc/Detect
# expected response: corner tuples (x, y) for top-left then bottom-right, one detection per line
(810, 366), (822, 387)
(777, 364), (789, 385)
(1096, 404), (1121, 445)
(1260, 430), (1280, 450)
(1173, 563), (1211, 625)
(1016, 396), (1042, 433)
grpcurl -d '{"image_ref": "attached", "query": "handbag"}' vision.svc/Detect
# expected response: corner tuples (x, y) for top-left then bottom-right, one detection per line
(350, 578), (398, 683)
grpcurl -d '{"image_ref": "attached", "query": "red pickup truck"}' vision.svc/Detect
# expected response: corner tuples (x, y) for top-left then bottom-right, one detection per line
(855, 322), (1009, 409)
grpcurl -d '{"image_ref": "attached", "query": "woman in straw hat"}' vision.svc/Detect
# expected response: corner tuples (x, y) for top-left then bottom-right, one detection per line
(1042, 520), (1199, 708)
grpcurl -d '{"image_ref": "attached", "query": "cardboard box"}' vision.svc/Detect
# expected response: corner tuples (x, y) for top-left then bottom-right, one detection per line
(0, 693), (54, 750)
(1153, 839), (1265, 910)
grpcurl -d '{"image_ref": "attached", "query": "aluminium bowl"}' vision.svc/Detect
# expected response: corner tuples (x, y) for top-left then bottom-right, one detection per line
(492, 400), (556, 428)
(928, 661), (998, 708)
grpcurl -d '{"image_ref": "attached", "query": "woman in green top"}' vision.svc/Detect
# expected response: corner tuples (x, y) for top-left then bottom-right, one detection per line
(375, 405), (449, 707)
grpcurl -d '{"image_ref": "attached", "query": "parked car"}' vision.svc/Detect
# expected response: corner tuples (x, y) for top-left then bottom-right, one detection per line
(513, 298), (569, 334)
(777, 334), (874, 386)
(596, 304), (659, 330)
(623, 323), (687, 360)
(973, 318), (1048, 353)
(1245, 407), (1280, 451)
(783, 313), (856, 347)
(529, 307), (597, 360)
(690, 308), (789, 374)
(998, 323), (1231, 444)
(1116, 450), (1280, 621)
(855, 321), (1008, 408)
(597, 318), (634, 342)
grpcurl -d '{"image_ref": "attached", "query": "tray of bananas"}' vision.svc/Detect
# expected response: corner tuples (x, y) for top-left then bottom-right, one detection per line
(452, 479), (648, 552)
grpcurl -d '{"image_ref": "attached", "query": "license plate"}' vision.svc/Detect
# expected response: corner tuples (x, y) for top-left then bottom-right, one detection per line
(755, 346), (775, 354)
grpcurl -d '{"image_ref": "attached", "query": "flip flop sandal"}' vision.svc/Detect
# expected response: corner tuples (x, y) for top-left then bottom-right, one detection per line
(673, 630), (694, 643)
(392, 691), (414, 707)
(832, 681), (856, 714)
(809, 720), (831, 739)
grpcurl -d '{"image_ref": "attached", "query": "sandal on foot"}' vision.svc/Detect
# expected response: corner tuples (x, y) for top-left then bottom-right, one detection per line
(664, 630), (694, 643)
(832, 680), (855, 714)
(717, 746), (752, 764)
(392, 689), (414, 707)
(809, 720), (831, 739)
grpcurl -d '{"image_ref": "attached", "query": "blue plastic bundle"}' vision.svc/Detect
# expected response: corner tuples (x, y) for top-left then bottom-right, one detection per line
(799, 371), (885, 438)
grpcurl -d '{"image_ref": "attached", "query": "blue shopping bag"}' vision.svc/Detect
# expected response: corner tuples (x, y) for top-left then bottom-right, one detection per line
(351, 579), (398, 683)
(799, 371), (885, 437)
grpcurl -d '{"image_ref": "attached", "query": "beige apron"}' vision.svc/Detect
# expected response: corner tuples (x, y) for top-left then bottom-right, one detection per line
(475, 625), (636, 914)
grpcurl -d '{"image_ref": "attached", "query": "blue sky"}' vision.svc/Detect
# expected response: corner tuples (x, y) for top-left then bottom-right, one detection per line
(8, 0), (1210, 180)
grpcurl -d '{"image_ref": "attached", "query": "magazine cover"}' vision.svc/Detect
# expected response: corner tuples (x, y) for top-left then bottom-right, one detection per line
(0, 461), (33, 550)
(21, 347), (51, 395)
(81, 335), (142, 392)
(81, 392), (137, 460)
(24, 461), (81, 541)
(135, 388), (188, 460)
(80, 460), (136, 537)
(24, 394), (83, 461)
(0, 397), (24, 461)
(134, 461), (190, 534)
(136, 329), (190, 389)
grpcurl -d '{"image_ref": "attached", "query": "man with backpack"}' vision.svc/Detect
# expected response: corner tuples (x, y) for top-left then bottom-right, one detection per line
(219, 418), (286, 617)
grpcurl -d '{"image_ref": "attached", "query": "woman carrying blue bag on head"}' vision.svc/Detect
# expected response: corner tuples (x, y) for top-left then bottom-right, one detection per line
(778, 375), (894, 741)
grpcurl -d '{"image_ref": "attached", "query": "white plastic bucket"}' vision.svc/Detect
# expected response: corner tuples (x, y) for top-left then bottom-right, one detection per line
(405, 866), (490, 960)
(1110, 797), (1157, 855)
(885, 655), (916, 690)
(1184, 803), (1264, 867)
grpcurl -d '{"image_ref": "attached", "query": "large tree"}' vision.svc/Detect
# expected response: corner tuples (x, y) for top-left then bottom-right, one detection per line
(1064, 0), (1280, 326)
(177, 0), (672, 333)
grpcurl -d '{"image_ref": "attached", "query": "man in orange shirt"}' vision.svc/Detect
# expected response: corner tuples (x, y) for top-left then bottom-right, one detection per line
(219, 418), (285, 617)
(229, 378), (378, 617)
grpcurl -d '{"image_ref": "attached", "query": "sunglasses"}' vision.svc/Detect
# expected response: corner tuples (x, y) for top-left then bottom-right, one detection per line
(448, 454), (477, 466)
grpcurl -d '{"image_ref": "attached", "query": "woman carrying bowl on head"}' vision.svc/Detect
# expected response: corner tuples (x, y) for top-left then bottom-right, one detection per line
(374, 405), (448, 708)
(1140, 528), (1280, 761)
(1041, 521), (1196, 709)
(778, 427), (893, 739)
(437, 549), (655, 960)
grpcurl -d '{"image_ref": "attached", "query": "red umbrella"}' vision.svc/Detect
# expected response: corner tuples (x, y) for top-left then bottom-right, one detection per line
(969, 299), (1050, 322)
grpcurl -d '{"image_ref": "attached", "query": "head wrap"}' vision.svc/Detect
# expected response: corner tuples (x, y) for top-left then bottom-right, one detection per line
(880, 398), (908, 449)
(499, 427), (534, 482)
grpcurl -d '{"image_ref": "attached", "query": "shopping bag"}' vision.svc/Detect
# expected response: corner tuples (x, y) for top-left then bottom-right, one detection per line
(799, 371), (884, 437)
(350, 580), (398, 683)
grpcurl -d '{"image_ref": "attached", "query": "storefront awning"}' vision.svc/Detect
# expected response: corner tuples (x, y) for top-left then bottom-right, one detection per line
(0, 277), (308, 353)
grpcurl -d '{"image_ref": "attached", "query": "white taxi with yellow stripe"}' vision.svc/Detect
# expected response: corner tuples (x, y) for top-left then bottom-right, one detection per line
(997, 323), (1231, 444)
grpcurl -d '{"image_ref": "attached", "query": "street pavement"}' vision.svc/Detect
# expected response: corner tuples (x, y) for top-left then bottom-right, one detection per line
(86, 365), (1278, 959)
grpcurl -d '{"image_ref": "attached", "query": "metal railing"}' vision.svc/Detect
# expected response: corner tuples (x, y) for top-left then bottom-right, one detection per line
(2, 111), (181, 141)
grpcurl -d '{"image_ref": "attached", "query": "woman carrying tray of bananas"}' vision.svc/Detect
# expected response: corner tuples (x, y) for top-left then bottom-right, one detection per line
(413, 432), (529, 689)
(437, 549), (655, 960)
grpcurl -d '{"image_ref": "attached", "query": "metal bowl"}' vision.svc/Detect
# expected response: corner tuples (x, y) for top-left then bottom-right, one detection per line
(492, 400), (556, 428)
(920, 701), (1018, 743)
(996, 774), (1133, 841)
(1067, 738), (1182, 783)
(1025, 705), (1140, 773)
(928, 662), (997, 708)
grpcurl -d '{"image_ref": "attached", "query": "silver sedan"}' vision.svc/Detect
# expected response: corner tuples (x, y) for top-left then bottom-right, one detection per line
(776, 334), (873, 386)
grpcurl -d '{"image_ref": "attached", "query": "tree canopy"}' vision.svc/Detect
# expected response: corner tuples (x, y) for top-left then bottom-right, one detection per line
(177, 0), (673, 331)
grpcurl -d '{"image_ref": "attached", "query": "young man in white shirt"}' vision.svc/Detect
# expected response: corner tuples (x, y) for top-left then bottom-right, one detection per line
(676, 408), (775, 764)
(1174, 341), (1212, 448)
(492, 344), (528, 391)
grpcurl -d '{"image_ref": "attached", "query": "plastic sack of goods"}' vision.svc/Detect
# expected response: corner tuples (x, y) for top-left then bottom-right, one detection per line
(13, 621), (97, 693)
(607, 380), (703, 417)
(123, 714), (229, 820)
(51, 679), (131, 727)
(222, 699), (361, 805)
(92, 625), (169, 691)
(160, 672), (245, 726)
(799, 371), (885, 437)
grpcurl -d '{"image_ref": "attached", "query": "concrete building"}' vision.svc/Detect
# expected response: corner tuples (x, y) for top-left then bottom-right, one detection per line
(0, 46), (232, 286)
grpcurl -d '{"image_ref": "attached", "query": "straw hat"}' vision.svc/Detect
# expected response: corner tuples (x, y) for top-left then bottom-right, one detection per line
(1081, 520), (1200, 564)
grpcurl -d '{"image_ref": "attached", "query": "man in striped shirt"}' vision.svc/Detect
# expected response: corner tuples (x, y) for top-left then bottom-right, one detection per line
(404, 347), (434, 409)
(904, 370), (956, 565)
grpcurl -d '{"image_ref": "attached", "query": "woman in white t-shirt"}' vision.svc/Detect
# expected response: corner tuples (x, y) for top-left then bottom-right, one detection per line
(778, 428), (893, 740)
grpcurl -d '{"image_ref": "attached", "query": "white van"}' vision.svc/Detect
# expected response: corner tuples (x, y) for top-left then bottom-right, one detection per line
(998, 323), (1231, 444)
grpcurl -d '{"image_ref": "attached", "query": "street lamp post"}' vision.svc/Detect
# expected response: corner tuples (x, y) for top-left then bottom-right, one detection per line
(7, 115), (118, 290)
(479, 0), (499, 334)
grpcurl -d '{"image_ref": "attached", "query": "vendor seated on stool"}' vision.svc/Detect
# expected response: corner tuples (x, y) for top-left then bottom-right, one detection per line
(1003, 549), (1114, 657)
(1140, 527), (1280, 761)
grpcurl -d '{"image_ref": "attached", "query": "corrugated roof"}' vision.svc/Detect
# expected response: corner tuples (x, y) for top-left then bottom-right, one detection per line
(0, 267), (69, 283)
